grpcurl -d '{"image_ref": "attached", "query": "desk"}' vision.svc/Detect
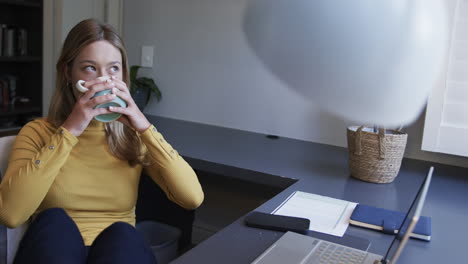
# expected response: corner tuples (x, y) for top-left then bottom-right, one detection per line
(147, 115), (468, 264)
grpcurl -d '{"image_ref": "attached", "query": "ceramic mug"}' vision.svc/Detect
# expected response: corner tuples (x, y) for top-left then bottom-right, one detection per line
(91, 89), (127, 122)
(75, 76), (127, 122)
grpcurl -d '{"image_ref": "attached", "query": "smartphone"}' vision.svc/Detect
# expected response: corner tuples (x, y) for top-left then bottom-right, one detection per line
(244, 211), (310, 234)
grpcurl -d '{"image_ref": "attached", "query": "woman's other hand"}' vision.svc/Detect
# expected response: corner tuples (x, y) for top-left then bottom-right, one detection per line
(107, 76), (151, 133)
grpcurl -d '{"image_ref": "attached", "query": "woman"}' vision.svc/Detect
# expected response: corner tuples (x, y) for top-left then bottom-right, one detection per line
(0, 18), (204, 264)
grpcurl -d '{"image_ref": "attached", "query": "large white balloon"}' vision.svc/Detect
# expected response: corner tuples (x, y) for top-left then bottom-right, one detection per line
(243, 0), (448, 126)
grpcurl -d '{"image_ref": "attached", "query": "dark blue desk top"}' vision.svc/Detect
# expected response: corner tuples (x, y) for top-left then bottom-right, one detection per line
(148, 115), (468, 264)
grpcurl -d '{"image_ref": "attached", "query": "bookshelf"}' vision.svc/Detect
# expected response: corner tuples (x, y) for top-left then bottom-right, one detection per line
(0, 0), (43, 136)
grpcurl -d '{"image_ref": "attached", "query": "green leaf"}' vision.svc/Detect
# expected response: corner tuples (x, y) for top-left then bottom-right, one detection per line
(129, 65), (141, 93)
(130, 65), (140, 82)
(137, 77), (162, 103)
(129, 65), (162, 104)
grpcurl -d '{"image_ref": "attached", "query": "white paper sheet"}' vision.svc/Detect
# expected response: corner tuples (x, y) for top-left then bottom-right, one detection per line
(272, 191), (357, 237)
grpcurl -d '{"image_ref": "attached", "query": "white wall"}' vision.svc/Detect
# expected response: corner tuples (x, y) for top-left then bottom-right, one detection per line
(122, 0), (350, 146)
(123, 0), (468, 168)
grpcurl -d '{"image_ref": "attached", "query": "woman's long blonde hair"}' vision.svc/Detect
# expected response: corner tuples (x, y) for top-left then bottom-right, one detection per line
(48, 18), (145, 166)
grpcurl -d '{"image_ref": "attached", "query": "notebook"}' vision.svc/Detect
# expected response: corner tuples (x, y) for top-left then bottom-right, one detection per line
(349, 204), (431, 241)
(251, 166), (434, 264)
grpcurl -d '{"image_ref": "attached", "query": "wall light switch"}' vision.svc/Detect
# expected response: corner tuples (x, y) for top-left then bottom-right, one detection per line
(141, 45), (154, 67)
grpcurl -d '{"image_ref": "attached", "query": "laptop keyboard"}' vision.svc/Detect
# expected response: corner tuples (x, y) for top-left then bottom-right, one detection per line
(306, 241), (367, 264)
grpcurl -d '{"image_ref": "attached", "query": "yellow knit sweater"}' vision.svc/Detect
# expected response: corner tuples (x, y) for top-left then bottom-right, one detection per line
(0, 119), (203, 245)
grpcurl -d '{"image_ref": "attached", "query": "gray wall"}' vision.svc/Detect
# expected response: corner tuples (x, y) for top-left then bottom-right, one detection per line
(123, 0), (468, 168)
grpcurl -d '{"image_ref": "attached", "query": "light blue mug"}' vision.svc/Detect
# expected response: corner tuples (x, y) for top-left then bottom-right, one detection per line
(91, 89), (127, 122)
(75, 77), (127, 122)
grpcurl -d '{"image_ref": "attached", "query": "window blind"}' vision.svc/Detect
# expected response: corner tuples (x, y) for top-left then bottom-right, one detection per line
(422, 0), (468, 157)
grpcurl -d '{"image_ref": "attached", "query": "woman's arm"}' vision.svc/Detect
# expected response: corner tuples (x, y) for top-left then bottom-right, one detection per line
(106, 78), (204, 208)
(140, 125), (204, 210)
(0, 120), (78, 227)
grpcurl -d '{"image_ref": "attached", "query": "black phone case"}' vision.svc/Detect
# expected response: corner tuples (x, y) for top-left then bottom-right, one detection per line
(244, 211), (310, 234)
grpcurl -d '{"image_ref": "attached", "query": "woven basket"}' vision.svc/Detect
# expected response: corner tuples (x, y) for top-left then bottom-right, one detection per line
(347, 126), (407, 183)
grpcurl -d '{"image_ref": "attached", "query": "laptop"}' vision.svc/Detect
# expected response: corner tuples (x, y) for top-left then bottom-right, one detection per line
(251, 166), (434, 264)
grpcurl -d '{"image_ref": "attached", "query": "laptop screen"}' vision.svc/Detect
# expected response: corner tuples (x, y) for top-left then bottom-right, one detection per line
(381, 166), (433, 264)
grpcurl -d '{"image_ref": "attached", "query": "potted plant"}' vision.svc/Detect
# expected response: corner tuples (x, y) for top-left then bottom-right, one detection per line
(129, 65), (162, 110)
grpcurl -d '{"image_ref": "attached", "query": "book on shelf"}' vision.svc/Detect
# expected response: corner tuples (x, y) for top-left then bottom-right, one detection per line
(4, 27), (15, 57)
(0, 24), (5, 56)
(0, 75), (18, 108)
(0, 79), (7, 107)
(16, 27), (27, 56)
(0, 24), (28, 57)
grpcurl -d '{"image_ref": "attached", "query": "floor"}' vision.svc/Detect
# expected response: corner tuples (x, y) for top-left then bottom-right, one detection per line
(191, 170), (285, 245)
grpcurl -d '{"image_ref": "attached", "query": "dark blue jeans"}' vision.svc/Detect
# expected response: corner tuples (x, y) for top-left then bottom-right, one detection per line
(13, 208), (157, 264)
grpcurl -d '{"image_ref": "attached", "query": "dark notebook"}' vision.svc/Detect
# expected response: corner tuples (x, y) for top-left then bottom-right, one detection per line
(349, 204), (431, 241)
